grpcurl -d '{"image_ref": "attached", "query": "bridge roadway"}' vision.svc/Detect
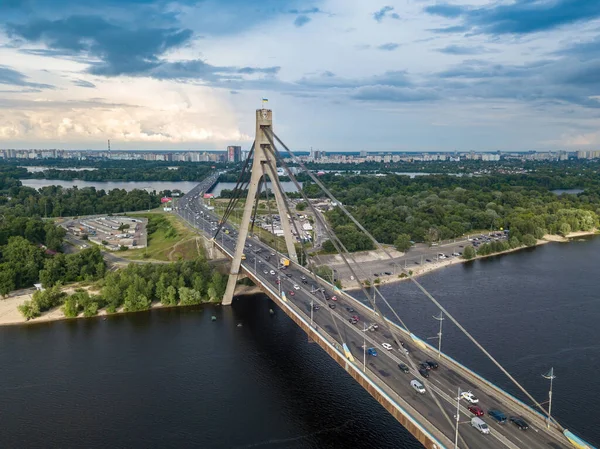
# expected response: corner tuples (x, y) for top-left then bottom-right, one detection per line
(176, 181), (573, 449)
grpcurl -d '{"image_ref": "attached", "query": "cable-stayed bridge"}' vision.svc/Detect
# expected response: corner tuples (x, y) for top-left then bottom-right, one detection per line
(175, 109), (595, 449)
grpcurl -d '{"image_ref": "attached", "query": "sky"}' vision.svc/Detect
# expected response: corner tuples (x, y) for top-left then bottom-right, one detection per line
(1, 0), (600, 152)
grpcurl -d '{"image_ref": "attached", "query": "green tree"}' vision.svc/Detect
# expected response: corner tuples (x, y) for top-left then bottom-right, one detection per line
(522, 234), (537, 247)
(394, 234), (412, 252)
(462, 245), (476, 260)
(558, 222), (571, 237)
(62, 296), (79, 318)
(18, 299), (40, 320)
(296, 202), (307, 211)
(179, 287), (203, 305)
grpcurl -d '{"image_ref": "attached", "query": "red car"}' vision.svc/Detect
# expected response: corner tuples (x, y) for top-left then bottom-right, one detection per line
(331, 295), (338, 301)
(288, 291), (295, 296)
(468, 405), (484, 417)
(352, 315), (360, 321)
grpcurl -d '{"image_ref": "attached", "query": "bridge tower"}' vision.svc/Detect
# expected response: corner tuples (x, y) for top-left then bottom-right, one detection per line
(222, 108), (298, 306)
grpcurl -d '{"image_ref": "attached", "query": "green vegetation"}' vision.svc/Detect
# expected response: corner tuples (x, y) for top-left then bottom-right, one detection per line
(120, 212), (200, 261)
(304, 172), (600, 252)
(100, 259), (227, 314)
(0, 214), (105, 296)
(462, 246), (476, 260)
(394, 234), (412, 252)
(2, 161), (219, 183)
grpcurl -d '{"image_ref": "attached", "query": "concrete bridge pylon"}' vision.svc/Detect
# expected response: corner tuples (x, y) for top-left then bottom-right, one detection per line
(222, 108), (298, 306)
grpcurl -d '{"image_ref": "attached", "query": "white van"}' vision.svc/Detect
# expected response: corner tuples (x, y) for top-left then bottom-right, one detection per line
(410, 380), (426, 394)
(471, 417), (490, 434)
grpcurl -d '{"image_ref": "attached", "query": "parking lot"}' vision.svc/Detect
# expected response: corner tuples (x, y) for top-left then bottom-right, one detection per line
(62, 215), (147, 250)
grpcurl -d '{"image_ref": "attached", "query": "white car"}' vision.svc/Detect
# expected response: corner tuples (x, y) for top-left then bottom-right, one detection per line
(411, 379), (426, 394)
(269, 270), (276, 275)
(382, 343), (393, 351)
(461, 391), (479, 404)
(293, 284), (300, 290)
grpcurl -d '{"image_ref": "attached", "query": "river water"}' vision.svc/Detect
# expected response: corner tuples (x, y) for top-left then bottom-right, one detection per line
(19, 179), (200, 193)
(0, 238), (599, 448)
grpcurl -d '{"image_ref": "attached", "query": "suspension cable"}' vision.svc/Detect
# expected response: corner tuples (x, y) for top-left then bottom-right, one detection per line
(264, 130), (466, 445)
(271, 131), (557, 427)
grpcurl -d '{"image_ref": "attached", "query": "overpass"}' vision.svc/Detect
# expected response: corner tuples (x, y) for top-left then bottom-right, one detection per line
(174, 109), (596, 449)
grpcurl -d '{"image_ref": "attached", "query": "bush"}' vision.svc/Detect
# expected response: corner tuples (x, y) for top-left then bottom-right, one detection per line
(463, 245), (476, 260)
(522, 234), (537, 247)
(18, 300), (41, 320)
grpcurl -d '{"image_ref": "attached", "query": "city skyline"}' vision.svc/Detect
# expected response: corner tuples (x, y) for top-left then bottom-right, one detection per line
(1, 1), (600, 151)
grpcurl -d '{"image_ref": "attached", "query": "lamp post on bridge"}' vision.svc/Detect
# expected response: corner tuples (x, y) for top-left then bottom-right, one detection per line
(310, 299), (314, 327)
(362, 322), (367, 373)
(454, 387), (461, 449)
(542, 367), (556, 429)
(433, 312), (444, 359)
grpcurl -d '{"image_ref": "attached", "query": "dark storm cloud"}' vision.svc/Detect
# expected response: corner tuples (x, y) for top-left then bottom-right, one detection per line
(6, 15), (193, 76)
(424, 0), (600, 35)
(5, 15), (279, 81)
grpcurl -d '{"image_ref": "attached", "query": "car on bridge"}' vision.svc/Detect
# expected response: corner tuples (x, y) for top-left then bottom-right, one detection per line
(367, 348), (378, 356)
(398, 363), (410, 374)
(288, 291), (295, 296)
(509, 416), (529, 430)
(425, 360), (439, 370)
(468, 405), (484, 417)
(348, 318), (358, 324)
(382, 343), (393, 350)
(411, 379), (426, 394)
(293, 284), (300, 290)
(328, 304), (336, 309)
(418, 368), (429, 378)
(488, 409), (507, 424)
(461, 391), (479, 404)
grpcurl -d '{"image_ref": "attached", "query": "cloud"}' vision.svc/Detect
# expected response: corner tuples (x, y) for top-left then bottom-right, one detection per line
(0, 65), (53, 89)
(373, 6), (400, 23)
(429, 25), (469, 34)
(377, 43), (400, 51)
(437, 45), (496, 55)
(5, 15), (281, 84)
(424, 3), (464, 18)
(351, 86), (439, 102)
(424, 0), (600, 35)
(294, 15), (311, 27)
(72, 79), (96, 88)
(6, 15), (193, 76)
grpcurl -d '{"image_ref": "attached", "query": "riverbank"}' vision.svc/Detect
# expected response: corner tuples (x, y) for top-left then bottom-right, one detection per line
(342, 230), (598, 291)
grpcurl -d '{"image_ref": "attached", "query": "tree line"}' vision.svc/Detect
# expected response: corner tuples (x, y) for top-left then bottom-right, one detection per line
(305, 172), (600, 252)
(19, 258), (228, 320)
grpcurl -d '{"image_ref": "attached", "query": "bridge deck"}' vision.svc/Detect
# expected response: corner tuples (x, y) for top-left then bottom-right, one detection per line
(176, 180), (586, 449)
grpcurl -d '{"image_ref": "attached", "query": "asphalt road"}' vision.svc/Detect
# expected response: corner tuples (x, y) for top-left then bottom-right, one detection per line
(176, 179), (572, 449)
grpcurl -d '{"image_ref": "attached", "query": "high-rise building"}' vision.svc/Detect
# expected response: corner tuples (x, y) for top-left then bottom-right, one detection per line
(227, 145), (242, 163)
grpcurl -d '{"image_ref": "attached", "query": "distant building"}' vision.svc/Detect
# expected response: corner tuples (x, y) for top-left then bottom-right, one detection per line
(227, 145), (242, 163)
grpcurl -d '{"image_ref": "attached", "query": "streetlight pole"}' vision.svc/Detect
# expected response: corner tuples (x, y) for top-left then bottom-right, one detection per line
(542, 368), (556, 429)
(454, 387), (460, 449)
(433, 312), (444, 359)
(310, 299), (314, 327)
(363, 323), (367, 372)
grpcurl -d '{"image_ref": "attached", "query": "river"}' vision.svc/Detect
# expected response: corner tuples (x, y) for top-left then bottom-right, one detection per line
(0, 238), (598, 448)
(19, 179), (200, 193)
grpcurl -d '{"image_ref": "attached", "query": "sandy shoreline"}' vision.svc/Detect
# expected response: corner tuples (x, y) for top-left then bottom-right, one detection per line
(0, 283), (261, 328)
(1, 231), (596, 327)
(342, 230), (598, 291)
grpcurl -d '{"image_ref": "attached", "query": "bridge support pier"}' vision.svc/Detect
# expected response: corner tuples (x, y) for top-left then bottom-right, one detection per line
(223, 108), (298, 305)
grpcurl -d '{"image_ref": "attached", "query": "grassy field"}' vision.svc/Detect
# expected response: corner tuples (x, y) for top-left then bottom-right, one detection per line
(119, 211), (203, 261)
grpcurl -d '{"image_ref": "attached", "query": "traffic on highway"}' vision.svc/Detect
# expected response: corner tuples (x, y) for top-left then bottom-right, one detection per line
(175, 177), (573, 449)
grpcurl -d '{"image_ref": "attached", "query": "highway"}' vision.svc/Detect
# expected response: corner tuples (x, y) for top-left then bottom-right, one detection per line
(176, 178), (574, 449)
